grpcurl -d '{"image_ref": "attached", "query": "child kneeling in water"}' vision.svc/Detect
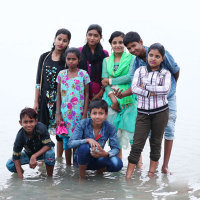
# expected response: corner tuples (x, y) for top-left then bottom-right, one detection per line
(6, 108), (55, 179)
(68, 99), (123, 179)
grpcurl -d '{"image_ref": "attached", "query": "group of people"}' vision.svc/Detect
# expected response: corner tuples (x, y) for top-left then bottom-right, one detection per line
(6, 24), (180, 180)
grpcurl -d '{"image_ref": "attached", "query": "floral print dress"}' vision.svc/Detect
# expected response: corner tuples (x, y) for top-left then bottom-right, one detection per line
(56, 69), (90, 137)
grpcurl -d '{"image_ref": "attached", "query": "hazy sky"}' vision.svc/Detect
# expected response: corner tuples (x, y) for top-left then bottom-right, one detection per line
(0, 0), (200, 117)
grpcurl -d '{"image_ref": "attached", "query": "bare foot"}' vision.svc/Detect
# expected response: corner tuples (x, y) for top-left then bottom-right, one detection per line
(126, 163), (136, 180)
(162, 166), (172, 175)
(148, 171), (154, 178)
(96, 167), (107, 174)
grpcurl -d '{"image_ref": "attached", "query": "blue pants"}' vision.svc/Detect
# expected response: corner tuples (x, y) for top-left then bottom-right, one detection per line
(164, 94), (177, 140)
(75, 144), (123, 172)
(6, 148), (55, 173)
(149, 94), (177, 140)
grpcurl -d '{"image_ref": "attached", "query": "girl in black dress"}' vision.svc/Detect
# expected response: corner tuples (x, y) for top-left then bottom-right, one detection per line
(34, 28), (71, 158)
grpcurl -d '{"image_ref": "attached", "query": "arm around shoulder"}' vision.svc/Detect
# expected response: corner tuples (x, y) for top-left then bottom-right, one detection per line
(164, 50), (180, 76)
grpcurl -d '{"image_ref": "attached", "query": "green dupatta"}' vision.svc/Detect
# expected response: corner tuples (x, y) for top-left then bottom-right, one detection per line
(106, 52), (133, 105)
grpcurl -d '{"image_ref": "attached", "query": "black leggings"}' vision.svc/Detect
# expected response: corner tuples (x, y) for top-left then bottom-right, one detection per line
(128, 109), (169, 164)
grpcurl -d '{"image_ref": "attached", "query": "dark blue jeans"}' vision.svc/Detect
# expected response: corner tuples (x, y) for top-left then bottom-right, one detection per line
(6, 148), (55, 173)
(75, 143), (123, 172)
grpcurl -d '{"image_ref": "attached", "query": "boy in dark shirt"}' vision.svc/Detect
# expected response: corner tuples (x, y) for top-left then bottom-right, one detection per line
(6, 108), (55, 179)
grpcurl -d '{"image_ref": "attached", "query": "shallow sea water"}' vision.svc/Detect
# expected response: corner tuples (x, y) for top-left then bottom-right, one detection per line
(0, 109), (200, 200)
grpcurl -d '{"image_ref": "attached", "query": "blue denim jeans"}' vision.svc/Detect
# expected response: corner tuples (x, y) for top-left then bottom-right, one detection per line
(149, 94), (177, 140)
(164, 94), (177, 140)
(75, 144), (123, 172)
(6, 148), (55, 173)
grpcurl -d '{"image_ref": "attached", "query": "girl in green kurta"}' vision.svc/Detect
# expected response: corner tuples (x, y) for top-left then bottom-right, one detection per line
(102, 31), (137, 159)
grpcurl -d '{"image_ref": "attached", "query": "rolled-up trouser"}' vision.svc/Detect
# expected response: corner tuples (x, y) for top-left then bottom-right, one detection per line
(6, 148), (55, 173)
(128, 109), (169, 164)
(164, 94), (177, 140)
(75, 143), (123, 172)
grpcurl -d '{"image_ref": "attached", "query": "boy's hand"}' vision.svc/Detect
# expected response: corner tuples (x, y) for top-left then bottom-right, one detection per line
(18, 174), (24, 179)
(29, 155), (37, 169)
(90, 146), (109, 158)
(86, 139), (100, 149)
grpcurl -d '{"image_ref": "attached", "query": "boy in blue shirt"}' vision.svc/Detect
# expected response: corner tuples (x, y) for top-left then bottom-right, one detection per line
(68, 99), (123, 179)
(116, 32), (180, 175)
(6, 108), (55, 179)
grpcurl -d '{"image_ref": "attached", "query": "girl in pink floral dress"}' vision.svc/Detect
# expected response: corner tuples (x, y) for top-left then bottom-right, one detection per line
(56, 48), (90, 165)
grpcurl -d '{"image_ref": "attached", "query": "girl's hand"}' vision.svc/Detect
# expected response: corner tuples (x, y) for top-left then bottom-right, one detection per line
(111, 102), (120, 112)
(81, 113), (87, 120)
(150, 92), (156, 96)
(90, 146), (109, 158)
(56, 112), (62, 125)
(113, 88), (124, 99)
(91, 87), (105, 101)
(86, 139), (100, 149)
(33, 102), (39, 113)
(101, 78), (109, 87)
(140, 84), (144, 88)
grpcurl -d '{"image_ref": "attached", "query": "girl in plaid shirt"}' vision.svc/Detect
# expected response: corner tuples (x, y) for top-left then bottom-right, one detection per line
(115, 43), (171, 179)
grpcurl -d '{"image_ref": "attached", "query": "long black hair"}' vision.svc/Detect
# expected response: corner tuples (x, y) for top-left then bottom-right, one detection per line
(109, 31), (125, 44)
(51, 28), (71, 51)
(148, 43), (165, 57)
(79, 24), (106, 83)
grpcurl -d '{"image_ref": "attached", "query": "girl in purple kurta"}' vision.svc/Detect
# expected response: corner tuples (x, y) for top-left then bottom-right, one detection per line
(79, 24), (109, 101)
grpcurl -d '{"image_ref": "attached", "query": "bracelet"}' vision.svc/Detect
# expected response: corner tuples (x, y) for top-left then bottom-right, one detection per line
(35, 84), (40, 89)
(108, 91), (114, 96)
(109, 78), (112, 85)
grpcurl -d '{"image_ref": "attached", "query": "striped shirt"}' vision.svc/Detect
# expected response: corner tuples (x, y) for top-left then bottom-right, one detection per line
(131, 65), (171, 114)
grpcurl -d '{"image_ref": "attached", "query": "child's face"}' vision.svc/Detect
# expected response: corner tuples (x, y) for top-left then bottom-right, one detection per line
(19, 115), (37, 135)
(66, 53), (79, 69)
(111, 36), (124, 54)
(148, 49), (164, 69)
(126, 40), (143, 57)
(54, 33), (69, 51)
(86, 29), (101, 47)
(90, 108), (108, 126)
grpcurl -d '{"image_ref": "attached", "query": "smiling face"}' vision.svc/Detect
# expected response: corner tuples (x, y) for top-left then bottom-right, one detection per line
(86, 29), (101, 47)
(111, 36), (124, 54)
(148, 49), (164, 70)
(19, 115), (37, 136)
(90, 108), (108, 127)
(66, 52), (79, 69)
(54, 33), (69, 51)
(126, 40), (144, 57)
